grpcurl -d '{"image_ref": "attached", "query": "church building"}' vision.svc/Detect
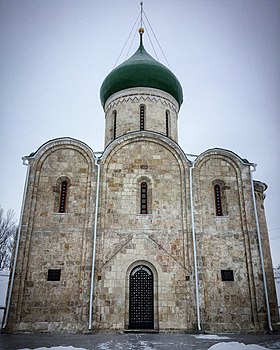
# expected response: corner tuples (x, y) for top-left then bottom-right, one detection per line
(4, 27), (278, 333)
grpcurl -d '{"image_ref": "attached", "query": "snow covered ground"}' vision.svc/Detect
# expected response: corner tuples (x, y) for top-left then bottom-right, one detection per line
(20, 348), (86, 350)
(18, 341), (273, 350)
(1, 332), (279, 350)
(208, 342), (269, 349)
(20, 348), (85, 350)
(194, 334), (231, 340)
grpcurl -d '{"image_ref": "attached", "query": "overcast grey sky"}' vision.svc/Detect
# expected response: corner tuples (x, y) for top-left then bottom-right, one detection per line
(0, 0), (279, 265)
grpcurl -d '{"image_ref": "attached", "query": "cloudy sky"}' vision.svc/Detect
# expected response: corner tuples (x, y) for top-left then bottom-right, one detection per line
(0, 0), (279, 266)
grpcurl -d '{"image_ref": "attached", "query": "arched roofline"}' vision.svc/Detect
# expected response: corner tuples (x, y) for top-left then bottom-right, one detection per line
(101, 131), (192, 167)
(23, 137), (96, 161)
(194, 147), (253, 168)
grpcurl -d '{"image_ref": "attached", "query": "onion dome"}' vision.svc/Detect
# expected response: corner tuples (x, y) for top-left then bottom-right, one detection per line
(100, 31), (183, 109)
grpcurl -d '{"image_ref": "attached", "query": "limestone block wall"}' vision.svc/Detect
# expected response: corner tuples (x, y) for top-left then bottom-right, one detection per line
(94, 134), (196, 331)
(7, 139), (96, 333)
(104, 88), (179, 147)
(193, 150), (266, 332)
(6, 134), (276, 334)
(253, 181), (279, 324)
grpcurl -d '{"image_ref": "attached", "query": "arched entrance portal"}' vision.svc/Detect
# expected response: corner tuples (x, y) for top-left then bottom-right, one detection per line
(129, 265), (154, 329)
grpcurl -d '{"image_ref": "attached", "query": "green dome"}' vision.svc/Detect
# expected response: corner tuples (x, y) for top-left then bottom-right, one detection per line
(100, 36), (183, 108)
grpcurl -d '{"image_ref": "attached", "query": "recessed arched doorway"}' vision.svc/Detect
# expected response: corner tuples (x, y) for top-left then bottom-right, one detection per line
(129, 265), (154, 329)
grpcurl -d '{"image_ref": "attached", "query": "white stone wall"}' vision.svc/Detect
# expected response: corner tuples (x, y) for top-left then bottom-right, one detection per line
(192, 150), (278, 331)
(7, 139), (97, 333)
(104, 88), (179, 147)
(94, 133), (195, 331)
(6, 140), (277, 333)
(193, 152), (252, 331)
(254, 181), (279, 323)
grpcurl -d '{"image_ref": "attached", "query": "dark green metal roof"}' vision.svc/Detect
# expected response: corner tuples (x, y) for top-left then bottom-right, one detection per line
(100, 36), (183, 108)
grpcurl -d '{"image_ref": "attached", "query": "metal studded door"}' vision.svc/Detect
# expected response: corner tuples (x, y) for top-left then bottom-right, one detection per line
(129, 265), (154, 329)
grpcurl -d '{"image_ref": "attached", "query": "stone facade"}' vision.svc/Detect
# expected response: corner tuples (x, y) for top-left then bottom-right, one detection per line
(5, 88), (278, 333)
(95, 130), (193, 331)
(193, 151), (278, 331)
(6, 139), (97, 333)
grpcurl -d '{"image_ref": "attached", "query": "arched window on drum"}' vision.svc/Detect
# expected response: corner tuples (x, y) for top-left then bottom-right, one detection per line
(112, 110), (117, 140)
(140, 105), (145, 131)
(165, 110), (170, 137)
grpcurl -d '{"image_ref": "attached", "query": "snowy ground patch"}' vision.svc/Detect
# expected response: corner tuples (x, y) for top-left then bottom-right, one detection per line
(195, 334), (231, 340)
(208, 342), (268, 350)
(19, 347), (87, 350)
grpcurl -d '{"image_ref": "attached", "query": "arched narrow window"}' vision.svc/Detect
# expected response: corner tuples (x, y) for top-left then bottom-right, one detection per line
(113, 110), (117, 140)
(140, 182), (148, 214)
(214, 184), (223, 216)
(165, 110), (170, 137)
(140, 105), (145, 131)
(59, 181), (68, 213)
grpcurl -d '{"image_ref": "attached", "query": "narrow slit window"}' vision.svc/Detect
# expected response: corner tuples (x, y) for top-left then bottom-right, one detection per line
(214, 184), (223, 216)
(140, 105), (145, 131)
(166, 110), (170, 137)
(113, 110), (117, 140)
(59, 181), (68, 213)
(140, 182), (148, 214)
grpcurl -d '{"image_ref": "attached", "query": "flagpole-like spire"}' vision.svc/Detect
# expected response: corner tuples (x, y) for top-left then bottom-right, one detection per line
(139, 1), (144, 44)
(140, 2), (143, 28)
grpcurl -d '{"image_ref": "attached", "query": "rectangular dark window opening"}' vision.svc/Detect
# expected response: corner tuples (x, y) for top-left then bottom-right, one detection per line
(221, 269), (234, 281)
(59, 181), (68, 213)
(214, 184), (223, 216)
(47, 269), (61, 281)
(166, 111), (170, 137)
(113, 111), (117, 140)
(140, 105), (145, 131)
(140, 182), (148, 214)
